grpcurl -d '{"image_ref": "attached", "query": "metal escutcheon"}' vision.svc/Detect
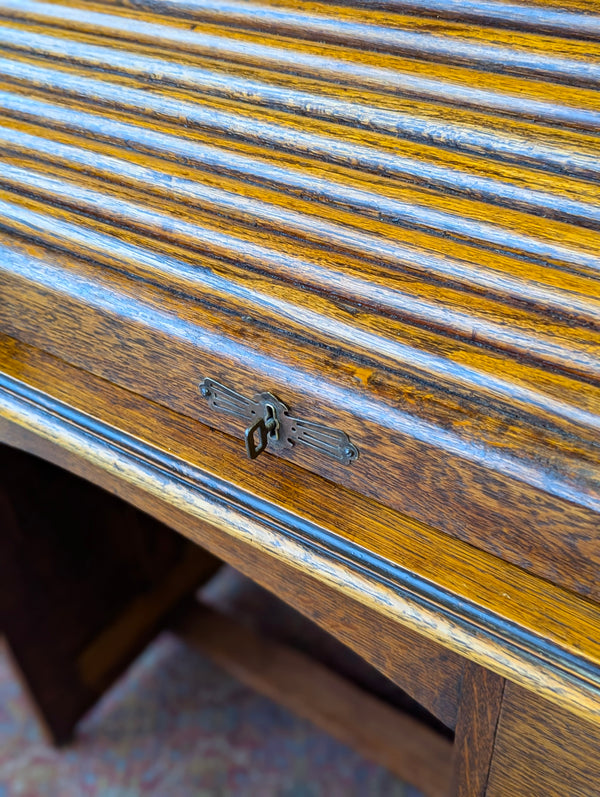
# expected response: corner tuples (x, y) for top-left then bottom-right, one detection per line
(199, 378), (358, 464)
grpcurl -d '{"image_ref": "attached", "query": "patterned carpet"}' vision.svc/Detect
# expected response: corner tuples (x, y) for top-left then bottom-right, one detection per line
(0, 631), (422, 796)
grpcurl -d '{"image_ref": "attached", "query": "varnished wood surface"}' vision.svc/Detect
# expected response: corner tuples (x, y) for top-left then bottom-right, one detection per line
(177, 603), (453, 797)
(192, 539), (464, 732)
(449, 662), (505, 797)
(1, 337), (600, 729)
(0, 347), (465, 731)
(0, 0), (598, 598)
(487, 681), (600, 797)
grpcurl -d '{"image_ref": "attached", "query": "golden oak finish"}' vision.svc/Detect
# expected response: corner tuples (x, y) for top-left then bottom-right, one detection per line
(450, 663), (505, 797)
(1, 338), (600, 729)
(487, 682), (600, 797)
(0, 0), (599, 792)
(0, 0), (598, 598)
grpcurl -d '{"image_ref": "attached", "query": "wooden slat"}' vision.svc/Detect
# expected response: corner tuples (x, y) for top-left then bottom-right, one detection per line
(0, 0), (598, 600)
(176, 603), (453, 797)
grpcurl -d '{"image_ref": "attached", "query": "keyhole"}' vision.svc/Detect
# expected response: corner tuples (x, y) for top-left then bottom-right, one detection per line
(264, 404), (279, 440)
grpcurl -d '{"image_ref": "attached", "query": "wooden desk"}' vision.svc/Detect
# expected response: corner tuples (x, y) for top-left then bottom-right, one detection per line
(0, 1), (598, 793)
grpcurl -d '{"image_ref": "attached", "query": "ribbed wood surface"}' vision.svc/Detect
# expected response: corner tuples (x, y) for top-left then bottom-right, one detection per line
(0, 1), (598, 595)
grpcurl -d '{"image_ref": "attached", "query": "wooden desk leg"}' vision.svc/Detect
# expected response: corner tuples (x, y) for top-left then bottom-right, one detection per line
(449, 661), (506, 797)
(485, 682), (600, 797)
(0, 444), (221, 745)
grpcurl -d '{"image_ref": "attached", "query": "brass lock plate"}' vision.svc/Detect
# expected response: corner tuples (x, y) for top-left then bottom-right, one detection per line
(199, 378), (358, 464)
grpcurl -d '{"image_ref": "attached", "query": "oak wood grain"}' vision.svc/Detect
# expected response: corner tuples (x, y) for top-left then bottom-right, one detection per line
(487, 682), (600, 797)
(0, 0), (598, 599)
(0, 3), (598, 786)
(449, 662), (505, 797)
(1, 340), (599, 728)
(1, 247), (599, 600)
(0, 345), (464, 728)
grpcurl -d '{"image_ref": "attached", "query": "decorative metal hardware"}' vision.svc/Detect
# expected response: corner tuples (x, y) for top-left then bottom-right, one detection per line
(199, 378), (358, 464)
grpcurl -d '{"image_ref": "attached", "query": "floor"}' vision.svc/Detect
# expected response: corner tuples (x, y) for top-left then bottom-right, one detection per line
(0, 631), (422, 796)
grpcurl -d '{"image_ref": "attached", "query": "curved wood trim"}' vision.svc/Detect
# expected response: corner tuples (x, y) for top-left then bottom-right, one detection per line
(1, 371), (600, 727)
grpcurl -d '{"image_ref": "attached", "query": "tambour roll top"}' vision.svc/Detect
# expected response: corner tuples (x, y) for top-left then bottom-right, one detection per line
(0, 0), (598, 597)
